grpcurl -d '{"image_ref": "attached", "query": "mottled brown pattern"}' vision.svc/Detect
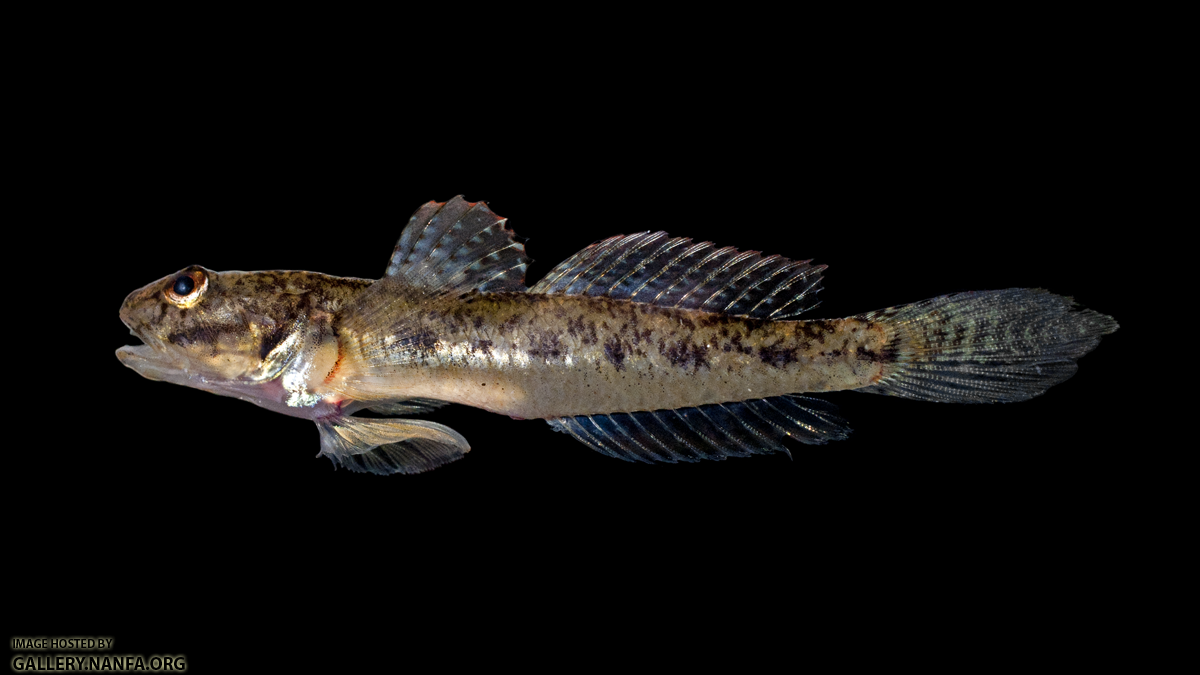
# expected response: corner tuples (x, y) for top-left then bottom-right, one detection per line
(117, 198), (1117, 476)
(120, 261), (892, 423)
(119, 266), (371, 400)
(328, 292), (889, 419)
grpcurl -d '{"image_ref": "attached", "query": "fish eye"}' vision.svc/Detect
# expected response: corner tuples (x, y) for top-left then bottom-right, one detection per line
(165, 268), (208, 307)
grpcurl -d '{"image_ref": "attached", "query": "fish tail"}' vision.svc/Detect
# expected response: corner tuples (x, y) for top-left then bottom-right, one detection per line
(855, 289), (1118, 402)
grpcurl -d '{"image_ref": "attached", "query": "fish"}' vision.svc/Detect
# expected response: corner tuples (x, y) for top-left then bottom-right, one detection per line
(116, 196), (1118, 475)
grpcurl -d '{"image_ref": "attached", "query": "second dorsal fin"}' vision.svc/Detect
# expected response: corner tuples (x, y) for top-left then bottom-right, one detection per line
(528, 231), (825, 320)
(385, 196), (529, 294)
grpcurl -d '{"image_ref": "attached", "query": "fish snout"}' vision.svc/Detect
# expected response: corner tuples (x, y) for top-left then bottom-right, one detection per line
(118, 285), (152, 333)
(118, 276), (173, 340)
(118, 289), (136, 329)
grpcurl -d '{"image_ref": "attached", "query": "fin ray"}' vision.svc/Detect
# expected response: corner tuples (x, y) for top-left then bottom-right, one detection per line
(384, 195), (528, 293)
(317, 416), (469, 475)
(337, 197), (528, 377)
(366, 398), (450, 416)
(547, 395), (850, 463)
(529, 231), (824, 319)
(857, 289), (1118, 402)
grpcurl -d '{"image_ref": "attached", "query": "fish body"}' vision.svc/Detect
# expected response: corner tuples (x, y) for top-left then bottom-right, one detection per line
(329, 292), (888, 419)
(117, 196), (1118, 474)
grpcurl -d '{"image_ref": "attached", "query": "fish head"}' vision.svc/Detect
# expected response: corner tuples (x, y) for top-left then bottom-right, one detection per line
(116, 265), (293, 389)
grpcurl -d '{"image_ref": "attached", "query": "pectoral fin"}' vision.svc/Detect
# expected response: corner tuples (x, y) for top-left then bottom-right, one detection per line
(317, 416), (470, 475)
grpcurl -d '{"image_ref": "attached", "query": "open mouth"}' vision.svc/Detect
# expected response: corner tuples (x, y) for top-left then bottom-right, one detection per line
(115, 332), (184, 383)
(116, 294), (192, 384)
(117, 325), (148, 358)
(116, 343), (169, 378)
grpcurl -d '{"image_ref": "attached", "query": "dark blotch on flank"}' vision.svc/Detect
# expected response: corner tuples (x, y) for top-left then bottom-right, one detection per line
(759, 343), (798, 369)
(566, 315), (584, 338)
(604, 336), (626, 371)
(658, 338), (709, 372)
(803, 322), (827, 344)
(659, 338), (689, 368)
(412, 328), (440, 357)
(527, 332), (563, 360)
(731, 333), (753, 355)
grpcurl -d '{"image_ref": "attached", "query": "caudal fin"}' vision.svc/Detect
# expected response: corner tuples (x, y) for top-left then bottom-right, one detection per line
(855, 289), (1117, 403)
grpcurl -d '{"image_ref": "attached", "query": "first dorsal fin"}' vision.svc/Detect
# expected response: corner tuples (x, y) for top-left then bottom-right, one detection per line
(529, 231), (825, 320)
(385, 196), (529, 294)
(335, 198), (528, 380)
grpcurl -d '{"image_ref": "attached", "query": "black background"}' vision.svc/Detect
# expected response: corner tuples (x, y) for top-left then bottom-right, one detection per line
(10, 25), (1163, 669)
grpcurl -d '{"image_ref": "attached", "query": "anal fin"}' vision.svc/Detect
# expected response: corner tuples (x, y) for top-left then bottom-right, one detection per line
(547, 395), (849, 463)
(317, 416), (469, 475)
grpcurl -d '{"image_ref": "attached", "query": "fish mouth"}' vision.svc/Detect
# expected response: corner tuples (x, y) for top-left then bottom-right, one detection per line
(116, 341), (186, 383)
(117, 294), (194, 385)
(116, 321), (193, 384)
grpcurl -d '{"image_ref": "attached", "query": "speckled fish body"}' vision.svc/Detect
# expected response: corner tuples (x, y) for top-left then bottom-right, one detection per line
(118, 269), (370, 419)
(328, 292), (887, 419)
(117, 196), (1118, 475)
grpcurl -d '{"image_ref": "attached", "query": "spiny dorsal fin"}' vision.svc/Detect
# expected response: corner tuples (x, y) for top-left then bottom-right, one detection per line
(529, 232), (825, 320)
(336, 198), (527, 374)
(547, 395), (849, 463)
(385, 196), (528, 294)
